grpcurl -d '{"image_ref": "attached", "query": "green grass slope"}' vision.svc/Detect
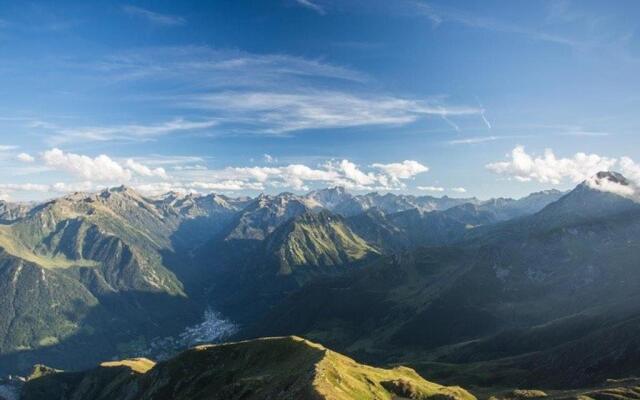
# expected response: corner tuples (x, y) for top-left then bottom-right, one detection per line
(266, 211), (380, 277)
(22, 336), (476, 400)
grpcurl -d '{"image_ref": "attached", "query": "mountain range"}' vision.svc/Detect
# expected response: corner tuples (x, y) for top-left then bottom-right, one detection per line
(4, 172), (640, 399)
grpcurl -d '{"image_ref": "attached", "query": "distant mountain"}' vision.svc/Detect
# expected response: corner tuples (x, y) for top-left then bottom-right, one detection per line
(265, 210), (379, 280)
(247, 172), (640, 389)
(346, 189), (563, 252)
(222, 193), (311, 241)
(0, 186), (243, 375)
(152, 191), (250, 248)
(332, 191), (477, 217)
(193, 208), (382, 324)
(0, 180), (617, 387)
(0, 200), (32, 223)
(304, 186), (353, 210)
(21, 336), (476, 400)
(474, 189), (565, 221)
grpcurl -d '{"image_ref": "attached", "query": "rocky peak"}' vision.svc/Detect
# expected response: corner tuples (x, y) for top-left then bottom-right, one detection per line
(594, 171), (630, 186)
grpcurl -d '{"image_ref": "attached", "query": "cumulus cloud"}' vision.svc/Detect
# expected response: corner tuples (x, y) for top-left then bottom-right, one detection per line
(5, 146), (430, 198)
(486, 146), (640, 200)
(51, 181), (96, 193)
(584, 174), (635, 197)
(125, 159), (169, 179)
(43, 148), (132, 182)
(42, 148), (171, 183)
(167, 158), (429, 193)
(17, 153), (35, 162)
(486, 145), (617, 184)
(619, 157), (640, 183)
(372, 160), (429, 180)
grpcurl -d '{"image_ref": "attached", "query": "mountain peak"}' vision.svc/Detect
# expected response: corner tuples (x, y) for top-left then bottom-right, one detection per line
(583, 171), (635, 198)
(100, 185), (144, 199)
(593, 171), (630, 186)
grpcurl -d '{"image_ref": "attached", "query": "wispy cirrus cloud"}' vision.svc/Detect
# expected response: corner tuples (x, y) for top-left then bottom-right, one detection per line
(447, 135), (528, 145)
(185, 91), (484, 134)
(122, 5), (185, 26)
(412, 1), (582, 48)
(294, 0), (326, 15)
(83, 46), (367, 85)
(23, 45), (488, 141)
(448, 136), (501, 145)
(38, 118), (217, 145)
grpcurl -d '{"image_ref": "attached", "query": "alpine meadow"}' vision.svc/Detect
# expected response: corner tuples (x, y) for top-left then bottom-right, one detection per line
(2, 1), (640, 400)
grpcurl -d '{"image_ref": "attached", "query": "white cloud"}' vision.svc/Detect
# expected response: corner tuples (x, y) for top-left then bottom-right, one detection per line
(448, 136), (499, 145)
(295, 0), (326, 15)
(52, 181), (96, 193)
(450, 187), (467, 193)
(52, 46), (486, 137)
(413, 2), (581, 48)
(263, 154), (276, 164)
(184, 91), (484, 134)
(619, 157), (640, 183)
(417, 185), (445, 192)
(125, 159), (169, 179)
(486, 145), (617, 184)
(42, 148), (171, 183)
(17, 153), (35, 162)
(122, 5), (185, 26)
(49, 118), (217, 144)
(0, 183), (50, 192)
(168, 158), (429, 193)
(372, 160), (429, 180)
(9, 146), (430, 198)
(173, 164), (207, 171)
(43, 148), (132, 182)
(585, 174), (634, 197)
(87, 46), (366, 86)
(0, 145), (18, 151)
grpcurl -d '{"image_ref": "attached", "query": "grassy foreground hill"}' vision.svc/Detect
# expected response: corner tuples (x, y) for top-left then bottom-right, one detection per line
(21, 336), (475, 400)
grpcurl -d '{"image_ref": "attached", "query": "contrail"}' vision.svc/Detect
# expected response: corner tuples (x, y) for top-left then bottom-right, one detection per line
(475, 96), (492, 130)
(441, 115), (460, 132)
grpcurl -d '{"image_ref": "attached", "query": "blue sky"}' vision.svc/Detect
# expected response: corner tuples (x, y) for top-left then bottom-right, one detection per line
(1, 0), (640, 201)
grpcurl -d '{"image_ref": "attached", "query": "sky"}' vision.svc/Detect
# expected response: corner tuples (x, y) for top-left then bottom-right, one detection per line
(1, 0), (640, 201)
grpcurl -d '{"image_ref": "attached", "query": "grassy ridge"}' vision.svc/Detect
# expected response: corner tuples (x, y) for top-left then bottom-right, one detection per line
(22, 336), (476, 400)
